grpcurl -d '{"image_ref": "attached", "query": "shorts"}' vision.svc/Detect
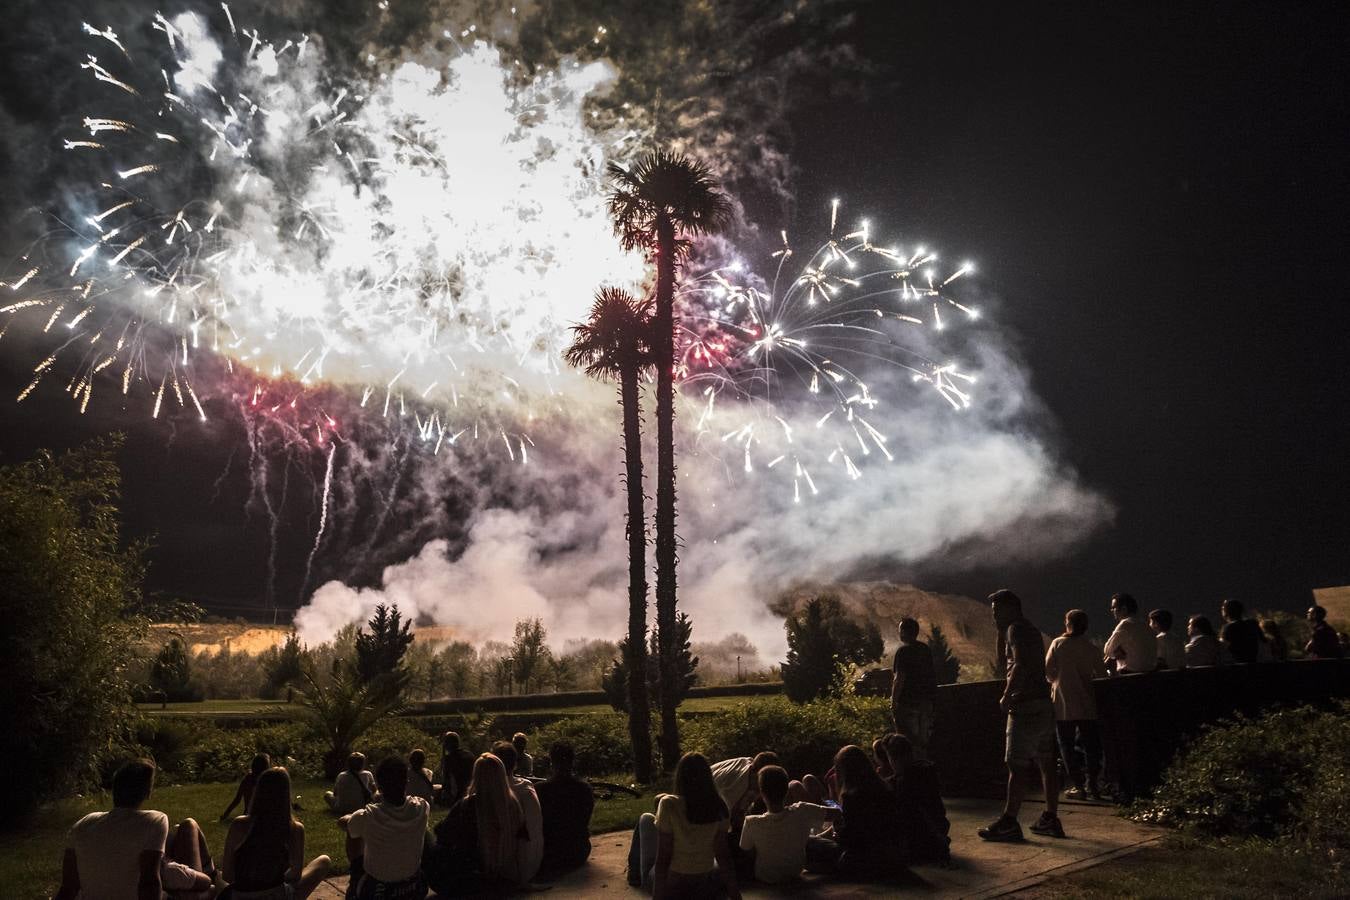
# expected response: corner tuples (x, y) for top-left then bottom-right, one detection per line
(1005, 699), (1056, 766)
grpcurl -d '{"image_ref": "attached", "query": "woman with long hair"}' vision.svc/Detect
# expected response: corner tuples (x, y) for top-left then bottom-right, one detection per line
(634, 752), (741, 899)
(427, 753), (527, 894)
(832, 745), (906, 877)
(220, 767), (332, 900)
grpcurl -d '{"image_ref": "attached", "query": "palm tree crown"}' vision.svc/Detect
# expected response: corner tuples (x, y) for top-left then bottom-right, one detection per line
(607, 150), (733, 255)
(563, 286), (653, 379)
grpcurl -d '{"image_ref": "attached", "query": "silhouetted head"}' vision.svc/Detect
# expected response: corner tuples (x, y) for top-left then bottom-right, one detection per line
(1065, 609), (1089, 636)
(346, 752), (367, 776)
(1188, 615), (1215, 638)
(883, 733), (914, 771)
(442, 731), (461, 752)
(549, 742), (575, 777)
(873, 738), (893, 778)
(409, 749), (426, 770)
(989, 589), (1022, 629)
(1260, 619), (1282, 641)
(512, 733), (528, 754)
(247, 767), (296, 844)
(112, 758), (156, 808)
(250, 753), (271, 776)
(757, 765), (790, 810)
(1148, 609), (1173, 634)
(1308, 605), (1327, 623)
(1222, 599), (1244, 622)
(674, 752), (728, 825)
(834, 744), (887, 796)
(1110, 593), (1138, 620)
(375, 756), (409, 805)
(898, 618), (920, 642)
(491, 741), (517, 776)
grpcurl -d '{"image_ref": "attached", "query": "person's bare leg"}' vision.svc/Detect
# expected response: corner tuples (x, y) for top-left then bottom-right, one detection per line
(1038, 757), (1060, 818)
(1003, 765), (1028, 821)
(169, 819), (204, 870)
(296, 854), (333, 900)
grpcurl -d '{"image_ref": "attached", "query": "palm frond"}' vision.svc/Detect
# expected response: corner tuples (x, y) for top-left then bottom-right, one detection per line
(606, 150), (732, 253)
(563, 286), (653, 381)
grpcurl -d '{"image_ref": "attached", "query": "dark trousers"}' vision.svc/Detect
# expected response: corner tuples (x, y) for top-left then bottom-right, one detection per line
(1055, 719), (1102, 789)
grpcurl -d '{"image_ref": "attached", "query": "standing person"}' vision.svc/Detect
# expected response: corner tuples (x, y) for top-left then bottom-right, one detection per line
(1184, 615), (1223, 666)
(324, 752), (375, 815)
(1148, 609), (1187, 671)
(1306, 606), (1345, 659)
(536, 742), (595, 875)
(438, 732), (475, 805)
(1045, 609), (1108, 800)
(633, 752), (741, 899)
(832, 745), (907, 877)
(1220, 599), (1263, 664)
(511, 733), (534, 778)
(339, 757), (430, 900)
(54, 758), (216, 900)
(737, 765), (839, 884)
(426, 753), (526, 894)
(406, 749), (438, 804)
(1260, 619), (1288, 661)
(890, 618), (938, 760)
(979, 589), (1064, 842)
(1103, 593), (1159, 674)
(220, 754), (271, 822)
(220, 766), (333, 900)
(490, 742), (543, 884)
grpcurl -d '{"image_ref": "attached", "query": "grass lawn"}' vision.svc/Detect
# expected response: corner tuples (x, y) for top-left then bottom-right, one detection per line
(137, 699), (296, 717)
(2, 774), (660, 900)
(1018, 834), (1350, 899)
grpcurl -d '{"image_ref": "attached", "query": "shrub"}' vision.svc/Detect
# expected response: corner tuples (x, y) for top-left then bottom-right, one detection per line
(531, 714), (637, 777)
(1131, 703), (1350, 847)
(681, 696), (892, 778)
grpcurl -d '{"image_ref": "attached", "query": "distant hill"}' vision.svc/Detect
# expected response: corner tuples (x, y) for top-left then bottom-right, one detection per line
(773, 581), (1040, 678)
(146, 621), (461, 655)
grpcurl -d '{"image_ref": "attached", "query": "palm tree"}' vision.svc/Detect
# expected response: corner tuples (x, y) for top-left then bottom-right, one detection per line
(608, 151), (731, 768)
(564, 286), (656, 783)
(297, 661), (409, 779)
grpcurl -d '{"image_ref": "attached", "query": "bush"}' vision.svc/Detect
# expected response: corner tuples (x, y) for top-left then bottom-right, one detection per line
(681, 696), (892, 778)
(531, 714), (637, 777)
(1131, 703), (1350, 847)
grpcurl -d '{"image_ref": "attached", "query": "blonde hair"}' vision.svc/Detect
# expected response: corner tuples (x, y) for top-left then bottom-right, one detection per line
(466, 753), (523, 879)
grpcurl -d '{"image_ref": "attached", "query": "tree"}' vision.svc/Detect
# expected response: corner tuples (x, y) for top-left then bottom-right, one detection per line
(780, 596), (885, 702)
(0, 437), (145, 819)
(608, 150), (731, 768)
(604, 613), (700, 746)
(438, 641), (477, 697)
(565, 285), (657, 781)
(354, 603), (414, 684)
(149, 637), (199, 702)
(261, 633), (305, 698)
(511, 618), (551, 695)
(547, 653), (577, 692)
(297, 662), (409, 779)
(929, 623), (962, 685)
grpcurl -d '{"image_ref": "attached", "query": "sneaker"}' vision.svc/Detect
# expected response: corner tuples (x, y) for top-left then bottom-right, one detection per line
(1063, 786), (1088, 801)
(977, 816), (1024, 842)
(1030, 812), (1066, 838)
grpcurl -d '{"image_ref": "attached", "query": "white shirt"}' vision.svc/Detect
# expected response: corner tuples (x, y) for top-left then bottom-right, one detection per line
(1104, 616), (1159, 673)
(511, 776), (544, 883)
(332, 769), (377, 814)
(711, 757), (754, 812)
(68, 807), (168, 900)
(738, 803), (831, 884)
(1156, 631), (1186, 670)
(346, 797), (429, 882)
(408, 766), (437, 803)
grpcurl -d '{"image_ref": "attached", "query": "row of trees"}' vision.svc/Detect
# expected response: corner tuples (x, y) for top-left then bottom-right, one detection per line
(565, 151), (730, 780)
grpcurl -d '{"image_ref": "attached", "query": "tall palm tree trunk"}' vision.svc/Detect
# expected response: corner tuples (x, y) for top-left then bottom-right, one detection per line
(620, 366), (655, 783)
(653, 214), (681, 768)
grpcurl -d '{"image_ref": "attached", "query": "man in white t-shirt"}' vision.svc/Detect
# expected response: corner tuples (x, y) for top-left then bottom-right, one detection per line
(738, 766), (839, 884)
(1103, 593), (1160, 674)
(55, 758), (215, 900)
(326, 751), (378, 815)
(341, 756), (430, 899)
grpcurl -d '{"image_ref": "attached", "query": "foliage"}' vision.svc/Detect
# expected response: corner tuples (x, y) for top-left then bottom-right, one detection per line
(1131, 703), (1350, 847)
(296, 662), (409, 779)
(531, 714), (640, 778)
(682, 696), (893, 779)
(928, 624), (962, 685)
(260, 634), (305, 699)
(781, 596), (884, 702)
(0, 437), (146, 820)
(354, 603), (414, 684)
(603, 614), (699, 714)
(149, 638), (202, 702)
(192, 646), (264, 700)
(606, 150), (734, 256)
(511, 617), (551, 694)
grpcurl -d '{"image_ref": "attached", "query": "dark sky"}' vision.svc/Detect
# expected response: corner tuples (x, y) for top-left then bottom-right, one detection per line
(2, 1), (1348, 634)
(800, 0), (1350, 622)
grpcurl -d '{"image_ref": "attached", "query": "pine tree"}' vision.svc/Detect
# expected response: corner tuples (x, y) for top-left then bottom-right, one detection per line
(354, 604), (414, 684)
(150, 637), (197, 701)
(262, 633), (305, 697)
(781, 596), (886, 702)
(929, 623), (962, 685)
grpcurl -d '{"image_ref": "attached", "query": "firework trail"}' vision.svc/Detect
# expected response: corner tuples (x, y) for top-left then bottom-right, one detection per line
(301, 440), (337, 600)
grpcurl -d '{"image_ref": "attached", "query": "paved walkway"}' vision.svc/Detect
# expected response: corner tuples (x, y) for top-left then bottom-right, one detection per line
(311, 797), (1161, 898)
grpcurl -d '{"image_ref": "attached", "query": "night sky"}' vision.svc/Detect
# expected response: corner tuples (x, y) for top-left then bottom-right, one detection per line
(2, 1), (1348, 634)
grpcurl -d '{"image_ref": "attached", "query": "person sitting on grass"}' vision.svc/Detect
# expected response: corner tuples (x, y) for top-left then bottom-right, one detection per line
(339, 756), (430, 900)
(324, 752), (376, 816)
(406, 749), (438, 804)
(220, 766), (332, 900)
(55, 757), (216, 900)
(831, 744), (907, 878)
(491, 741), (543, 884)
(426, 753), (527, 894)
(632, 752), (742, 898)
(1185, 615), (1223, 666)
(536, 741), (595, 876)
(512, 732), (535, 777)
(221, 753), (271, 822)
(737, 765), (840, 884)
(438, 732), (475, 805)
(883, 734), (951, 863)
